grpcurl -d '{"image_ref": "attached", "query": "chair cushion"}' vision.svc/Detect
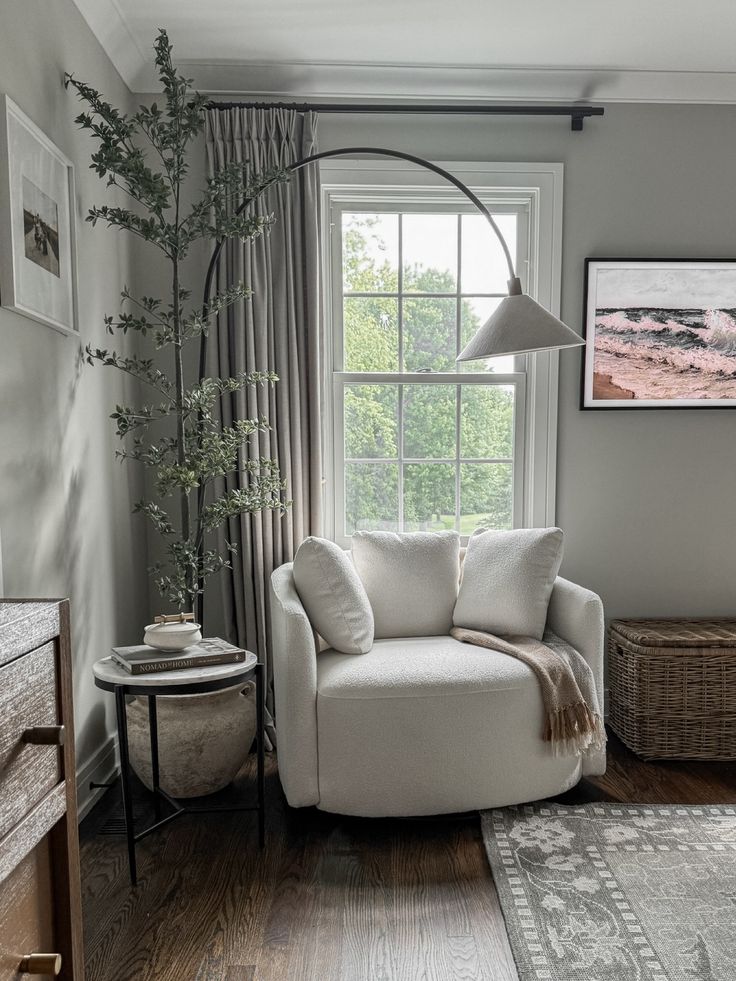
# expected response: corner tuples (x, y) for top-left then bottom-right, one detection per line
(351, 530), (460, 638)
(453, 527), (564, 640)
(293, 537), (373, 654)
(315, 635), (583, 816)
(317, 634), (535, 699)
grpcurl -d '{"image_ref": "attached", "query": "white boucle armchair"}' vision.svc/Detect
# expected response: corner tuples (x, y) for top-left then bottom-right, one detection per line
(269, 559), (605, 817)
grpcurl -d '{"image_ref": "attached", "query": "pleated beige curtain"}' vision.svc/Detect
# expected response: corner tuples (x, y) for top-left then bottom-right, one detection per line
(204, 107), (323, 741)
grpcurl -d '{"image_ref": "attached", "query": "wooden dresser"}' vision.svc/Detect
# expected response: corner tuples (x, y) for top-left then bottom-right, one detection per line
(0, 601), (84, 980)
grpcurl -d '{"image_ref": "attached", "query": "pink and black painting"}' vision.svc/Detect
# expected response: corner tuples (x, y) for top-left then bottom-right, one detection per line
(582, 260), (736, 408)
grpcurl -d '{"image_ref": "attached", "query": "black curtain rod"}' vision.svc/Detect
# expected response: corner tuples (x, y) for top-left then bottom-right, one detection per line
(205, 101), (604, 131)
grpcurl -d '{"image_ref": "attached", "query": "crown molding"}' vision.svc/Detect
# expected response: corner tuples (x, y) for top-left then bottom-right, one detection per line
(69, 1), (736, 105)
(71, 0), (150, 90)
(180, 61), (736, 105)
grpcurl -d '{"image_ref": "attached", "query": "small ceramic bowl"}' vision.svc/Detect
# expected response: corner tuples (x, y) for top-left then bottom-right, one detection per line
(143, 621), (202, 652)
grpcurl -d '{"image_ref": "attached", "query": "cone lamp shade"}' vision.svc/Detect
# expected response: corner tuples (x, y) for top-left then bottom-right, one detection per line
(457, 282), (585, 362)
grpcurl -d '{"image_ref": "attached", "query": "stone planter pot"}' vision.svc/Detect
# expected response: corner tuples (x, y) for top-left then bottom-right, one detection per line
(126, 681), (256, 798)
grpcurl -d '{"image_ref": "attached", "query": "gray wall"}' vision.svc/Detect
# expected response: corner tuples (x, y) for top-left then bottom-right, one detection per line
(2, 3), (732, 802)
(313, 106), (736, 621)
(0, 0), (149, 797)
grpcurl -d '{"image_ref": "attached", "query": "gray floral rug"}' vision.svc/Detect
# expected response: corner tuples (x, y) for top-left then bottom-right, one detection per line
(482, 803), (736, 981)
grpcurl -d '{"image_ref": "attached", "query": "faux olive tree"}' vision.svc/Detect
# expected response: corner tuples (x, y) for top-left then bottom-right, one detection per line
(66, 30), (289, 612)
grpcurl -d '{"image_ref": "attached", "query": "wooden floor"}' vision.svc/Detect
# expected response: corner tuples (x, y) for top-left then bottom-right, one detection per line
(80, 733), (736, 981)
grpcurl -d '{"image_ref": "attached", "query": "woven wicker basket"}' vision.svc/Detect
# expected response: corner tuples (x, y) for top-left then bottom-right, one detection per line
(608, 618), (736, 760)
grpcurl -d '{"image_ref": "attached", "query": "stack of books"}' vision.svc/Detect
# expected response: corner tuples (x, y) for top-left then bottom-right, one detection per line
(111, 637), (247, 675)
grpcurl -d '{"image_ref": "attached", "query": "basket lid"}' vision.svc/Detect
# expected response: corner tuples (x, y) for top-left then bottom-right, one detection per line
(610, 618), (736, 648)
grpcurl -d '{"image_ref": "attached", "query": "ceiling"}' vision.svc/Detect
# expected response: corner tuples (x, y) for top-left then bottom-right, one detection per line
(72, 0), (736, 103)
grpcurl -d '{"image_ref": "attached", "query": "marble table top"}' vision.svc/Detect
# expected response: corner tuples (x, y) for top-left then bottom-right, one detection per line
(93, 650), (257, 689)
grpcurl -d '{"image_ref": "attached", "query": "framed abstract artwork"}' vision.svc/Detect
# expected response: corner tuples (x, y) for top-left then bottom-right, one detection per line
(0, 95), (78, 334)
(582, 258), (736, 409)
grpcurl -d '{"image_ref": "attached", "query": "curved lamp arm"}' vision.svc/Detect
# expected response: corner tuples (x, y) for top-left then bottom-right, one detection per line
(293, 148), (518, 282)
(198, 146), (523, 382)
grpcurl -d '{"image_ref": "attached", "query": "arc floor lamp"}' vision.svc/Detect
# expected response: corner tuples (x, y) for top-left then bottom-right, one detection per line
(196, 147), (584, 622)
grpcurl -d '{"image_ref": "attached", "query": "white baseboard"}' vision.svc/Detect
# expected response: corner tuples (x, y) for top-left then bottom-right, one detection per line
(76, 735), (119, 822)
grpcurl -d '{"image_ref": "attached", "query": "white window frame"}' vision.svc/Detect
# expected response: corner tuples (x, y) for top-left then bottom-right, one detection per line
(320, 160), (564, 547)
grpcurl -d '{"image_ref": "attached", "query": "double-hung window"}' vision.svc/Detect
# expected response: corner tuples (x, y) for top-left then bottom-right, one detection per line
(321, 161), (563, 547)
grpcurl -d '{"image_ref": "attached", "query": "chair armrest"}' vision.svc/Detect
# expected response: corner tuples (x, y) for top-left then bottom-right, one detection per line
(547, 576), (605, 711)
(269, 563), (320, 807)
(547, 576), (606, 776)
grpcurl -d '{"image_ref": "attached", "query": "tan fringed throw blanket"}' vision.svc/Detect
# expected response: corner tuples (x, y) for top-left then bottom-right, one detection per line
(450, 626), (606, 758)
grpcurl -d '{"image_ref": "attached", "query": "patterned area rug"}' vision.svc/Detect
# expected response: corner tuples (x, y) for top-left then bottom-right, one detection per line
(482, 803), (736, 981)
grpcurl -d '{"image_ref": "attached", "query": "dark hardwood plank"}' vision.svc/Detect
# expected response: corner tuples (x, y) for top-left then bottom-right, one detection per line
(439, 822), (517, 981)
(336, 825), (394, 981)
(580, 732), (736, 804)
(80, 732), (736, 981)
(223, 968), (255, 981)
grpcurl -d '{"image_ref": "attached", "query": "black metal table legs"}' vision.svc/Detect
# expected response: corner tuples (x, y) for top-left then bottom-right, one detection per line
(112, 664), (265, 887)
(114, 685), (137, 885)
(148, 695), (161, 822)
(256, 661), (265, 848)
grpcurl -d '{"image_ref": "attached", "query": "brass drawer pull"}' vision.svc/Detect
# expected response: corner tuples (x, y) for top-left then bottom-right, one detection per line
(19, 953), (62, 975)
(22, 725), (66, 746)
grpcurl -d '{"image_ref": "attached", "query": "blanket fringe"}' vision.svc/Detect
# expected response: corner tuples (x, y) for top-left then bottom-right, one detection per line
(449, 625), (605, 759)
(544, 703), (606, 758)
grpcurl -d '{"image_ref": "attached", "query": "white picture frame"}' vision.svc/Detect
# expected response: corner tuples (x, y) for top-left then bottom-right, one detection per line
(0, 95), (78, 335)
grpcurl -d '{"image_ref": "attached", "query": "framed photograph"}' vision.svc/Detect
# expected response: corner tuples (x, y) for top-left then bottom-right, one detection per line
(0, 95), (78, 334)
(582, 258), (736, 409)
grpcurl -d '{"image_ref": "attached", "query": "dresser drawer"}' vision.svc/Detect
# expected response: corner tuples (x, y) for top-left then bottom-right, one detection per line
(0, 836), (57, 980)
(0, 644), (62, 839)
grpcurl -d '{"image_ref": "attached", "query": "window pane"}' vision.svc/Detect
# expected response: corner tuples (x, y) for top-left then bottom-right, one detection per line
(461, 385), (514, 459)
(344, 297), (398, 371)
(460, 213), (517, 294)
(403, 384), (455, 459)
(460, 297), (516, 373)
(402, 214), (457, 293)
(342, 213), (398, 292)
(345, 463), (399, 534)
(337, 203), (528, 541)
(345, 385), (398, 459)
(404, 463), (456, 532)
(403, 296), (456, 372)
(460, 463), (513, 533)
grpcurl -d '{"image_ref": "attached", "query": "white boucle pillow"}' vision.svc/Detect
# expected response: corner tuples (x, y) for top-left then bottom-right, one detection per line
(293, 537), (374, 654)
(351, 530), (460, 638)
(453, 527), (564, 640)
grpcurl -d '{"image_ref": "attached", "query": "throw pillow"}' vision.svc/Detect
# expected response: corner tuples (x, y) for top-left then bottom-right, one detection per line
(453, 527), (564, 640)
(293, 537), (374, 654)
(351, 530), (460, 638)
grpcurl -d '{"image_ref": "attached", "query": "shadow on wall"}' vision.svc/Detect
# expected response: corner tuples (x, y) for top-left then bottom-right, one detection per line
(0, 323), (147, 763)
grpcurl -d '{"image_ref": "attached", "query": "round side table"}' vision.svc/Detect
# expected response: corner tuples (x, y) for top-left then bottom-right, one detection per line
(93, 653), (263, 886)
